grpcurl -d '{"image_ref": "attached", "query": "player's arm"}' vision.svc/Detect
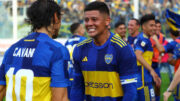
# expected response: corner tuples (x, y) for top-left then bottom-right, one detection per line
(0, 85), (5, 101)
(134, 39), (161, 87)
(135, 50), (161, 87)
(164, 65), (180, 101)
(118, 45), (138, 101)
(51, 87), (68, 101)
(50, 47), (70, 101)
(70, 47), (85, 101)
(151, 35), (165, 53)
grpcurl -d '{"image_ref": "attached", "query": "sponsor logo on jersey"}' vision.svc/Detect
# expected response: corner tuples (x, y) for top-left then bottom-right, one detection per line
(105, 54), (113, 64)
(82, 56), (88, 62)
(85, 82), (113, 89)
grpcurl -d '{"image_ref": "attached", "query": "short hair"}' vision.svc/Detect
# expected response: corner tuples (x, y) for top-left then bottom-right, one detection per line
(131, 18), (140, 25)
(84, 1), (110, 16)
(140, 14), (155, 25)
(169, 28), (179, 37)
(70, 22), (81, 34)
(155, 19), (161, 24)
(27, 0), (61, 32)
(114, 21), (125, 28)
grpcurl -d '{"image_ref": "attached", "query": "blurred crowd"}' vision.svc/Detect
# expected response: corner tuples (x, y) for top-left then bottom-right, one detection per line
(60, 0), (180, 25)
(0, 0), (180, 39)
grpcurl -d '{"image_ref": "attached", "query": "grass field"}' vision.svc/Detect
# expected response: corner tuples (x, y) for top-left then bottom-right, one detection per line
(160, 73), (174, 101)
(2, 73), (174, 101)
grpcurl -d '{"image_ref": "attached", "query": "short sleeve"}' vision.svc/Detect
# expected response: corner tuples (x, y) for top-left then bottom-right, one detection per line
(164, 41), (176, 53)
(134, 38), (148, 52)
(50, 47), (70, 87)
(0, 49), (10, 85)
(0, 64), (6, 85)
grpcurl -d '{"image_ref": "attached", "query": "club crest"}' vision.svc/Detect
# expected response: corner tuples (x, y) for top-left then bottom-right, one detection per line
(105, 54), (113, 64)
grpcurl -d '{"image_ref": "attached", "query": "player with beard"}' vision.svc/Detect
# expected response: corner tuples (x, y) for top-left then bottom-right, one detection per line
(0, 0), (69, 101)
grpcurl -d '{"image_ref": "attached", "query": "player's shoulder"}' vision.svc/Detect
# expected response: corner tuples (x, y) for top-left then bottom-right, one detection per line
(137, 33), (150, 43)
(76, 38), (93, 47)
(110, 34), (127, 48)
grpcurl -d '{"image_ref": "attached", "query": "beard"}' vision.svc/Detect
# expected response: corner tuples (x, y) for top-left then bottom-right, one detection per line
(52, 29), (59, 39)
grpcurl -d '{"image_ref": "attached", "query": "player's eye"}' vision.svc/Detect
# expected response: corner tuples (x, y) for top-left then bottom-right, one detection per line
(92, 17), (97, 22)
(84, 18), (89, 22)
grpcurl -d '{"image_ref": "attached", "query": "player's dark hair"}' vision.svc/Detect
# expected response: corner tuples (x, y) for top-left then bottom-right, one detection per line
(169, 28), (179, 37)
(70, 22), (81, 34)
(84, 1), (110, 16)
(27, 0), (61, 32)
(155, 19), (161, 24)
(131, 18), (140, 25)
(140, 14), (155, 25)
(114, 21), (125, 28)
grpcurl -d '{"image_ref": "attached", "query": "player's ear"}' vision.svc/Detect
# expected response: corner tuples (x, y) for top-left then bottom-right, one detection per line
(105, 16), (111, 26)
(54, 12), (60, 24)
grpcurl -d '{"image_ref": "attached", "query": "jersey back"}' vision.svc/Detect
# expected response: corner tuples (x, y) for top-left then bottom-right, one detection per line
(0, 32), (69, 101)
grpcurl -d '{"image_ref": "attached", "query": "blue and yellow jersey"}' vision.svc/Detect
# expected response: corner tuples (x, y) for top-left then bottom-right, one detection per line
(134, 32), (153, 87)
(0, 32), (69, 101)
(65, 35), (86, 60)
(71, 33), (138, 101)
(164, 37), (180, 54)
(65, 35), (86, 80)
(127, 35), (138, 46)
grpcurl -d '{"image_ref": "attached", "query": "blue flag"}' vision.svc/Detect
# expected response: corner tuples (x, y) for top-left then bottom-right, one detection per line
(166, 9), (180, 31)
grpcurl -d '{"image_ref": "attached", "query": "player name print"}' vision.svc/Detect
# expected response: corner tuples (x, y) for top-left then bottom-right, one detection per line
(13, 47), (36, 58)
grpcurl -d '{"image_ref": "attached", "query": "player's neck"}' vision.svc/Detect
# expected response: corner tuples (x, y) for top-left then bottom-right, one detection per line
(143, 31), (150, 38)
(94, 31), (110, 46)
(131, 31), (139, 37)
(36, 27), (52, 38)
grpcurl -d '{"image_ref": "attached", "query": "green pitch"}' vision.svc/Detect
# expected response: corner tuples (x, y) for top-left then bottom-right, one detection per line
(160, 73), (174, 101)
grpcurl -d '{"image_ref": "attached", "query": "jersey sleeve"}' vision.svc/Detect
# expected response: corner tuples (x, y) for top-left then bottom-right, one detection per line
(117, 45), (138, 101)
(134, 38), (148, 52)
(0, 49), (10, 85)
(70, 46), (85, 101)
(164, 41), (176, 53)
(0, 64), (6, 85)
(50, 47), (70, 87)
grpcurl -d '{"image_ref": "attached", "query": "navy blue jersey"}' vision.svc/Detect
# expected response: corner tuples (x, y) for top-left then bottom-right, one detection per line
(0, 32), (69, 101)
(71, 33), (138, 101)
(164, 37), (180, 54)
(65, 35), (86, 80)
(65, 35), (86, 59)
(134, 33), (153, 87)
(127, 35), (137, 46)
(173, 42), (180, 59)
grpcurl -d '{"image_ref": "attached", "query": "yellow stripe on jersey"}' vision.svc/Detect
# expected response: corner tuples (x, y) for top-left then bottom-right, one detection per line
(24, 39), (35, 42)
(137, 51), (153, 66)
(82, 71), (124, 97)
(113, 35), (127, 46)
(137, 51), (153, 90)
(137, 66), (145, 90)
(6, 75), (51, 101)
(144, 86), (150, 101)
(111, 39), (123, 47)
(112, 37), (127, 47)
(77, 39), (92, 47)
